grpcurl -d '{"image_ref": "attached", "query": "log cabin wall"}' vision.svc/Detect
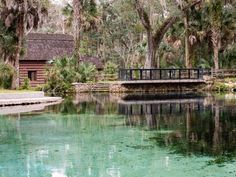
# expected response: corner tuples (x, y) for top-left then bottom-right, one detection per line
(19, 33), (104, 87)
(20, 33), (74, 87)
(19, 60), (48, 87)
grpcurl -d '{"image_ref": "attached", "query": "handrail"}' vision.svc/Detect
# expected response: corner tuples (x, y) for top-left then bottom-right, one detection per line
(119, 68), (207, 81)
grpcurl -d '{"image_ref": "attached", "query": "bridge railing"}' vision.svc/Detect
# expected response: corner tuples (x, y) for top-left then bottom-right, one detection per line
(211, 69), (236, 78)
(119, 68), (206, 81)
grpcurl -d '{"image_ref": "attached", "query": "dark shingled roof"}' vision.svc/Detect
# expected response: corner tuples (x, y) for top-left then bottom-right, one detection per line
(21, 33), (104, 69)
(80, 56), (104, 70)
(21, 33), (74, 61)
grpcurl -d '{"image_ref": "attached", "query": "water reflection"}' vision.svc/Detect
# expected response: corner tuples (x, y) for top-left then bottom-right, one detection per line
(118, 93), (236, 158)
(0, 93), (236, 177)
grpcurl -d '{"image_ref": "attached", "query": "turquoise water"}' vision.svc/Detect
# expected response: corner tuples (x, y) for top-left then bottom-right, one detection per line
(0, 93), (236, 177)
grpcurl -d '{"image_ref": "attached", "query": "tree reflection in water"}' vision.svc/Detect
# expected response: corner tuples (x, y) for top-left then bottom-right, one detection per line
(118, 93), (236, 163)
(1, 93), (235, 177)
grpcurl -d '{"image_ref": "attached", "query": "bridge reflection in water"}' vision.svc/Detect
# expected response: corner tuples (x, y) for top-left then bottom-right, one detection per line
(119, 98), (204, 116)
(117, 93), (236, 157)
(118, 93), (207, 129)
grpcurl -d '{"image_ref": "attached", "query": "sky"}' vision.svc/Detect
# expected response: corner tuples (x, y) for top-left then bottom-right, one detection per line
(50, 0), (72, 5)
(51, 0), (101, 5)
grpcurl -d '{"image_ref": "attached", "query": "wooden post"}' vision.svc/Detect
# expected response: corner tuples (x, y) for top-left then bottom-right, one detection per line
(150, 69), (152, 80)
(160, 69), (162, 80)
(130, 69), (133, 80)
(140, 69), (143, 80)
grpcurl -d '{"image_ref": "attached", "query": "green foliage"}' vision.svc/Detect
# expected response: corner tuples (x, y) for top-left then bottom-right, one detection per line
(0, 21), (17, 62)
(104, 61), (118, 75)
(62, 3), (73, 28)
(209, 0), (223, 28)
(0, 63), (14, 89)
(207, 154), (235, 166)
(44, 56), (96, 96)
(213, 82), (229, 92)
(78, 62), (96, 83)
(44, 56), (81, 96)
(195, 58), (211, 69)
(20, 78), (30, 90)
(62, 0), (100, 56)
(220, 45), (236, 69)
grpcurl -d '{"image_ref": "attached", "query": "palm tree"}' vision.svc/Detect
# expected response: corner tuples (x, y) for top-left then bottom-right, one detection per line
(209, 0), (223, 70)
(0, 0), (48, 88)
(72, 0), (82, 59)
(67, 0), (99, 58)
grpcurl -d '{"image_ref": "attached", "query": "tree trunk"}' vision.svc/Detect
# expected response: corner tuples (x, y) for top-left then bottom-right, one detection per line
(13, 40), (21, 89)
(73, 0), (82, 59)
(145, 31), (156, 68)
(184, 14), (191, 68)
(210, 0), (222, 70)
(212, 28), (220, 70)
(13, 1), (25, 89)
(134, 0), (202, 69)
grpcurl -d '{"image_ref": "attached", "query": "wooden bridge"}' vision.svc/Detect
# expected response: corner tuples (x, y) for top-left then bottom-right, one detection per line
(119, 68), (207, 85)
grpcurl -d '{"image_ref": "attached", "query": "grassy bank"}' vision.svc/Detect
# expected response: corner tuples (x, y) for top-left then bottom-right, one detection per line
(212, 78), (236, 92)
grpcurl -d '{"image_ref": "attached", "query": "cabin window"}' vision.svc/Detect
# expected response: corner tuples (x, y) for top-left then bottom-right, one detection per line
(28, 71), (37, 81)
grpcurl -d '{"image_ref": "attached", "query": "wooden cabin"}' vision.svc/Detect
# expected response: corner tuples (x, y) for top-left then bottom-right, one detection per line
(20, 33), (103, 87)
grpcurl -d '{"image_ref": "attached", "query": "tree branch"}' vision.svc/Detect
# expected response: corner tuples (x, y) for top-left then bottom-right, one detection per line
(134, 0), (151, 30)
(153, 16), (179, 45)
(182, 0), (202, 12)
(153, 0), (202, 45)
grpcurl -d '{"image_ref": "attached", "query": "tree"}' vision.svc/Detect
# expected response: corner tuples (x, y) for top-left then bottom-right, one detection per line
(209, 0), (223, 70)
(98, 0), (144, 68)
(72, 0), (82, 58)
(0, 0), (48, 88)
(0, 20), (17, 63)
(134, 0), (202, 68)
(134, 0), (178, 68)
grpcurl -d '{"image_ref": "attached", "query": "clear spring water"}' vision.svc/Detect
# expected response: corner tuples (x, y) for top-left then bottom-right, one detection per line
(0, 93), (235, 177)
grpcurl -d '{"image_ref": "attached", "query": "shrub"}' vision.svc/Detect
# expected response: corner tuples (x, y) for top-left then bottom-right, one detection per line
(44, 56), (81, 96)
(213, 82), (229, 92)
(78, 62), (96, 83)
(45, 56), (98, 96)
(20, 78), (30, 90)
(0, 63), (15, 89)
(104, 61), (118, 75)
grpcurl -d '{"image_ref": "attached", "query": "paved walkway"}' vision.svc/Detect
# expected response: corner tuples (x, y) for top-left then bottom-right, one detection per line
(0, 97), (62, 107)
(0, 91), (62, 107)
(0, 101), (62, 115)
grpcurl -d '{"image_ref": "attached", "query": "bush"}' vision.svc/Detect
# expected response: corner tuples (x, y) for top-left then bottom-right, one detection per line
(104, 61), (118, 75)
(20, 78), (30, 90)
(78, 62), (96, 83)
(44, 56), (81, 96)
(44, 56), (98, 96)
(0, 63), (14, 89)
(213, 82), (229, 92)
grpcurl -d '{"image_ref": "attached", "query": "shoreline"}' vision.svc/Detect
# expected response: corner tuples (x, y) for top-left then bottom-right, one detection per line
(73, 78), (236, 93)
(0, 91), (62, 107)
